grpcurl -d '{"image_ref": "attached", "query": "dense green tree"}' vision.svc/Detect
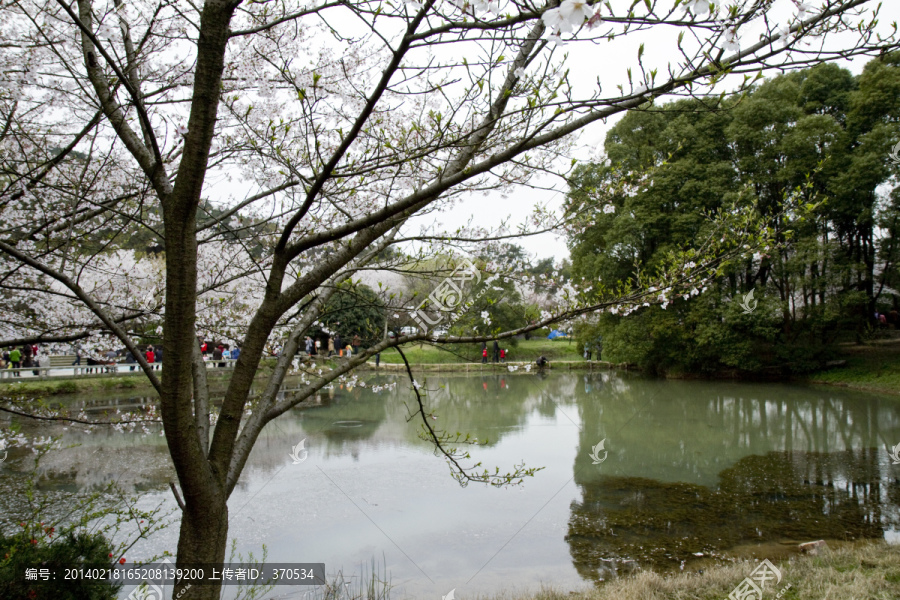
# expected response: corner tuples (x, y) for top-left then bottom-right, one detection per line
(567, 55), (900, 374)
(311, 284), (386, 348)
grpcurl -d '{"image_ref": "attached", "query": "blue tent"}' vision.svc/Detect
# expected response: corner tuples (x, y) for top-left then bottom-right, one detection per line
(547, 329), (568, 339)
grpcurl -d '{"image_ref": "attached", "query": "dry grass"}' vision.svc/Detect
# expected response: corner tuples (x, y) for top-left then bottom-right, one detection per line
(478, 542), (900, 600)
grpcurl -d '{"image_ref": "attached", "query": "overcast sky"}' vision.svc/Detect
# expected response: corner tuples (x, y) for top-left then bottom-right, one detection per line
(207, 1), (900, 267)
(413, 0), (900, 264)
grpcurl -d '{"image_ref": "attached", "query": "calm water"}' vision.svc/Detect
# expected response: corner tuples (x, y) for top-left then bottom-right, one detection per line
(2, 372), (900, 598)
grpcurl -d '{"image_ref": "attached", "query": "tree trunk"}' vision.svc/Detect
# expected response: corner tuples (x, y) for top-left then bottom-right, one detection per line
(174, 495), (229, 600)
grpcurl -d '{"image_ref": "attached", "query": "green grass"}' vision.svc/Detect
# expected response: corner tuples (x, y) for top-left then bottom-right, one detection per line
(805, 339), (900, 395)
(374, 338), (585, 364)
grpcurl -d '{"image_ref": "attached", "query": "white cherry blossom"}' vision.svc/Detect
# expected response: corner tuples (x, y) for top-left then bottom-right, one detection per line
(559, 0), (594, 26)
(722, 28), (740, 53)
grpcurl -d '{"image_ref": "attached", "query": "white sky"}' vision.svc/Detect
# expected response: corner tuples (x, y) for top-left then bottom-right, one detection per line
(206, 1), (900, 266)
(415, 0), (900, 263)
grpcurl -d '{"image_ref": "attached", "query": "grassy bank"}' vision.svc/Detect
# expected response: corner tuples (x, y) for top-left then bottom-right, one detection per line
(0, 373), (153, 396)
(376, 338), (584, 364)
(0, 361), (282, 397)
(804, 338), (900, 396)
(6, 336), (899, 397)
(480, 541), (898, 600)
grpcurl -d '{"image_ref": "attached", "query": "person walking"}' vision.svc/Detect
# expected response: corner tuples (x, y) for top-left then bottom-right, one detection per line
(334, 334), (343, 356)
(492, 340), (500, 363)
(72, 344), (82, 366)
(314, 339), (321, 356)
(31, 348), (41, 375)
(37, 351), (50, 375)
(232, 346), (241, 361)
(125, 350), (136, 371)
(22, 343), (33, 372)
(352, 334), (361, 356)
(304, 336), (313, 355)
(500, 348), (505, 363)
(9, 347), (21, 376)
(155, 345), (163, 368)
(327, 336), (335, 357)
(482, 346), (488, 364)
(375, 352), (381, 367)
(104, 348), (118, 374)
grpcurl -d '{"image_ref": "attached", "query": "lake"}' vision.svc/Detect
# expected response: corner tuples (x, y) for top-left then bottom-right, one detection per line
(3, 371), (900, 599)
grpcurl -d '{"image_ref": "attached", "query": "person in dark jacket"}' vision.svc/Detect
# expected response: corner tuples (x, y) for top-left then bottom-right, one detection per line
(22, 343), (33, 372)
(213, 345), (224, 367)
(492, 340), (500, 363)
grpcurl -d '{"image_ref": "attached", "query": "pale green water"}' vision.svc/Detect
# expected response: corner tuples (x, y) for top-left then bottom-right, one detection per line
(2, 372), (900, 598)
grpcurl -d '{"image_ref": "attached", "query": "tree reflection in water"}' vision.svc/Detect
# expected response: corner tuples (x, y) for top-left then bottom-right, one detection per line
(567, 449), (900, 583)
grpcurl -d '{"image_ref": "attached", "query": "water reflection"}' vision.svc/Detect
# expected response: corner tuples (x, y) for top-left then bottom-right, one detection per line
(0, 372), (898, 597)
(568, 449), (900, 582)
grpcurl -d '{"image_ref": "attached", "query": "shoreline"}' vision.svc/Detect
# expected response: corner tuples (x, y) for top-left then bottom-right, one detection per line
(484, 540), (899, 600)
(0, 353), (897, 398)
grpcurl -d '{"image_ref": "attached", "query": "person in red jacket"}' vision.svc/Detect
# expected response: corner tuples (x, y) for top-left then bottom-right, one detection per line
(145, 345), (156, 368)
(482, 347), (488, 364)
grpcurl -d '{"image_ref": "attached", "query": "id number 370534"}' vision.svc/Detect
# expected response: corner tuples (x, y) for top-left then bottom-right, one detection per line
(273, 568), (317, 580)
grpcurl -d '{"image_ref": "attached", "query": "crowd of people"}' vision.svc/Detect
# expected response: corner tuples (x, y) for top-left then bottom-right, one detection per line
(0, 344), (48, 376)
(480, 341), (510, 364)
(303, 333), (363, 359)
(61, 340), (245, 373)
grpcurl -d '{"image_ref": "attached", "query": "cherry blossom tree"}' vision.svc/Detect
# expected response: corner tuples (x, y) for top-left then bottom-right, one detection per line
(0, 0), (897, 597)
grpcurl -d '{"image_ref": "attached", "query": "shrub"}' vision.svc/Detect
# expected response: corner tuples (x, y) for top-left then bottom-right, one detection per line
(54, 381), (78, 394)
(0, 529), (122, 600)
